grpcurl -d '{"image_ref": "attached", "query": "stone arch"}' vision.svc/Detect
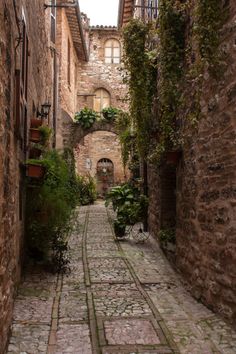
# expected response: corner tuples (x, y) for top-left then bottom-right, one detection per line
(64, 120), (118, 149)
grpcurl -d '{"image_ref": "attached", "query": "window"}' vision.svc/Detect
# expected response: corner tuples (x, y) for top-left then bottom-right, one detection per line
(93, 89), (110, 112)
(67, 39), (71, 85)
(104, 39), (120, 64)
(50, 0), (56, 43)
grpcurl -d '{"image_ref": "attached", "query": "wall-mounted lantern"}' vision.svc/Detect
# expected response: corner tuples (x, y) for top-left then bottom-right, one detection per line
(37, 102), (51, 118)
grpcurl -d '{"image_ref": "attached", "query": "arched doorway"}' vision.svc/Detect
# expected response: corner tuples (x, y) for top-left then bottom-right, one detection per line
(96, 158), (114, 196)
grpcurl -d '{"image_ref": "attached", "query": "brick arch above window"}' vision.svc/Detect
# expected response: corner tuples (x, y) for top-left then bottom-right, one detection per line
(104, 39), (121, 64)
(93, 88), (111, 112)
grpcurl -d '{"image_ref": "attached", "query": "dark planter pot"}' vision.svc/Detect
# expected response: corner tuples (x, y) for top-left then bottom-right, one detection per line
(166, 151), (182, 165)
(26, 164), (45, 178)
(29, 147), (42, 159)
(29, 128), (41, 143)
(114, 222), (126, 238)
(30, 118), (42, 128)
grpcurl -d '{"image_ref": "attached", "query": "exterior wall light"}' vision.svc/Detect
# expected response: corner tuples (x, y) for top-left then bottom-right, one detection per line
(37, 102), (51, 118)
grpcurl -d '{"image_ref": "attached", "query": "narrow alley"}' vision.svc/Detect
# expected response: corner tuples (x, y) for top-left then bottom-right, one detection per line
(7, 203), (236, 354)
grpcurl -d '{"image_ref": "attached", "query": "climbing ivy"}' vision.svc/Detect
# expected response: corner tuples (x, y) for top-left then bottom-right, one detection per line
(122, 19), (157, 159)
(194, 0), (223, 71)
(150, 0), (186, 162)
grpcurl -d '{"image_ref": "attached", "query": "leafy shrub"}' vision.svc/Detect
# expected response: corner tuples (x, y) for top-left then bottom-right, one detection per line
(102, 107), (119, 122)
(25, 149), (79, 272)
(74, 108), (98, 129)
(105, 182), (148, 231)
(159, 228), (176, 244)
(76, 175), (97, 205)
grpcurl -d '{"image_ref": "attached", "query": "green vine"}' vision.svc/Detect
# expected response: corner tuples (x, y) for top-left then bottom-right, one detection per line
(194, 0), (223, 72)
(122, 19), (157, 159)
(116, 110), (133, 168)
(150, 0), (186, 162)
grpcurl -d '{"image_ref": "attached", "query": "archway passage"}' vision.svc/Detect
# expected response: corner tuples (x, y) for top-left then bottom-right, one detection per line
(97, 158), (114, 196)
(74, 130), (129, 196)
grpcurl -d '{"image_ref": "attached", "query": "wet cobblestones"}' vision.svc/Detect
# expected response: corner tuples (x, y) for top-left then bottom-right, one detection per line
(7, 203), (236, 354)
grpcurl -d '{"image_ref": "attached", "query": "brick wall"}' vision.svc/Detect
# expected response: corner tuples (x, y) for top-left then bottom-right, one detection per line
(148, 1), (236, 325)
(0, 1), (53, 351)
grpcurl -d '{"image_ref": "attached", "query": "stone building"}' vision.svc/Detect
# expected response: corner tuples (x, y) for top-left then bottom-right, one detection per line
(0, 0), (88, 351)
(0, 0), (55, 351)
(55, 3), (89, 148)
(118, 0), (236, 325)
(73, 26), (129, 193)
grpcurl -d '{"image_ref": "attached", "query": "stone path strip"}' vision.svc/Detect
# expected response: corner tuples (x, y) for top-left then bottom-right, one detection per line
(7, 203), (236, 354)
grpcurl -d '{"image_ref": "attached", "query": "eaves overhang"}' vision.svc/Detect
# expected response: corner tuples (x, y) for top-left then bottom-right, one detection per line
(65, 0), (89, 61)
(118, 0), (134, 29)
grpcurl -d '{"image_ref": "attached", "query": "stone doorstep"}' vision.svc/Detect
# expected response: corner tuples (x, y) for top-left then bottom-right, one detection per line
(97, 316), (169, 347)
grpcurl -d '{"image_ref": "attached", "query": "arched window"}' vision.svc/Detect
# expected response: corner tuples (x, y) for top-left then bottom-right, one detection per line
(94, 88), (110, 112)
(104, 39), (120, 64)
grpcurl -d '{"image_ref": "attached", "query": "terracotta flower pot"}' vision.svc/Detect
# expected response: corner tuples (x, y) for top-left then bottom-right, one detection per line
(29, 128), (41, 142)
(26, 164), (45, 178)
(30, 118), (42, 128)
(166, 151), (182, 165)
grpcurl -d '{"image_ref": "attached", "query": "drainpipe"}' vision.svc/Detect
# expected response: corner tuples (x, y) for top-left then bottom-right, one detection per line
(52, 47), (58, 148)
(143, 159), (148, 232)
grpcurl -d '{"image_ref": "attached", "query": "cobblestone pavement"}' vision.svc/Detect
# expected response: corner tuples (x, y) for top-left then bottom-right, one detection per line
(7, 203), (236, 354)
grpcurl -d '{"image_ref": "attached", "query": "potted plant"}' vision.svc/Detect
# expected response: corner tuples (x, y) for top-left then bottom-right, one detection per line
(102, 107), (119, 122)
(113, 219), (126, 237)
(30, 118), (43, 128)
(29, 128), (41, 142)
(38, 125), (52, 146)
(159, 228), (176, 251)
(29, 125), (52, 145)
(105, 183), (148, 238)
(74, 108), (97, 129)
(26, 159), (45, 178)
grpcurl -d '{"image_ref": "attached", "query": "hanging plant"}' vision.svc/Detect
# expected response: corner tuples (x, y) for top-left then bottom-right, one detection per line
(74, 107), (98, 129)
(102, 107), (119, 122)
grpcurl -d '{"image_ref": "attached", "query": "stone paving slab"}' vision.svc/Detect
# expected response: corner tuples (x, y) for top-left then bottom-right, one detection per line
(104, 319), (161, 345)
(7, 203), (236, 354)
(7, 324), (50, 353)
(55, 324), (92, 354)
(59, 291), (88, 323)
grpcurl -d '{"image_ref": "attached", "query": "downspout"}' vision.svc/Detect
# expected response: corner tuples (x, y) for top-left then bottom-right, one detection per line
(52, 48), (58, 148)
(117, 0), (125, 29)
(75, 2), (89, 61)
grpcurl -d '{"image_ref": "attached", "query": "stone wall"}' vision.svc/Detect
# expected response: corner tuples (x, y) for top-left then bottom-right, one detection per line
(76, 27), (128, 112)
(0, 1), (53, 352)
(56, 8), (81, 148)
(148, 1), (236, 325)
(73, 27), (128, 188)
(75, 131), (127, 194)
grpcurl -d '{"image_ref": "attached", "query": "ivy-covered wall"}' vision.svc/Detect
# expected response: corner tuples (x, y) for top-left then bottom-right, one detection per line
(148, 0), (236, 325)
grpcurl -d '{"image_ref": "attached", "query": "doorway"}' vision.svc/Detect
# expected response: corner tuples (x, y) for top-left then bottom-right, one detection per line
(97, 158), (114, 196)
